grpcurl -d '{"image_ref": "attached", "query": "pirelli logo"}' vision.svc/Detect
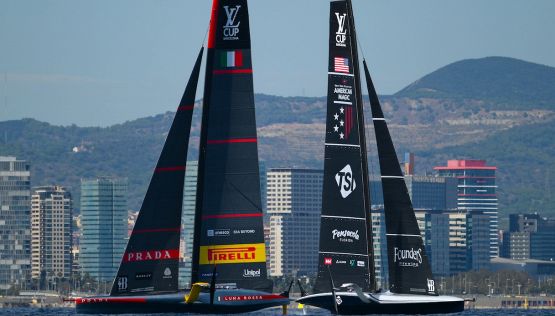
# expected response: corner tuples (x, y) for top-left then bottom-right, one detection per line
(199, 243), (266, 265)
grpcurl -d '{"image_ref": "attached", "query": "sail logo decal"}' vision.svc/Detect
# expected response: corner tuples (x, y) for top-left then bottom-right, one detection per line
(335, 164), (356, 198)
(334, 57), (350, 73)
(243, 268), (261, 278)
(335, 12), (347, 47)
(199, 243), (265, 264)
(427, 279), (436, 293)
(324, 257), (333, 265)
(163, 267), (172, 279)
(332, 105), (354, 141)
(117, 276), (128, 291)
(123, 249), (179, 263)
(393, 247), (423, 267)
(332, 229), (359, 243)
(223, 5), (241, 40)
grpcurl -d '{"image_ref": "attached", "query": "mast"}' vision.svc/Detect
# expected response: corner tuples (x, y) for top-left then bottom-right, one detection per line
(191, 0), (271, 292)
(313, 0), (374, 294)
(110, 48), (203, 296)
(346, 0), (376, 292)
(363, 60), (438, 296)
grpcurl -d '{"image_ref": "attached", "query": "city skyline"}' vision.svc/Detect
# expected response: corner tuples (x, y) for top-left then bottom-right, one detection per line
(1, 0), (555, 126)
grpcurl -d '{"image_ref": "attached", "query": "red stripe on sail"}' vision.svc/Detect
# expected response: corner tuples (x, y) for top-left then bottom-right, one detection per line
(155, 166), (186, 173)
(207, 138), (257, 144)
(132, 227), (180, 234)
(213, 69), (253, 75)
(202, 213), (263, 220)
(345, 106), (352, 139)
(178, 105), (194, 111)
(207, 0), (219, 48)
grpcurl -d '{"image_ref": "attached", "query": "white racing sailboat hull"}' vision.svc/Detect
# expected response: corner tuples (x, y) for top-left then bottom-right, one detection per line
(297, 291), (464, 315)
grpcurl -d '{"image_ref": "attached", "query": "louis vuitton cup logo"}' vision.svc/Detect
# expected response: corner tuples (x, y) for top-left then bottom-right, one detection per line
(223, 5), (241, 40)
(335, 164), (356, 198)
(335, 12), (347, 47)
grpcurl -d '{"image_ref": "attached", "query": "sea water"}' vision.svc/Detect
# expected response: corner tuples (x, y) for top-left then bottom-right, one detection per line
(2, 308), (555, 316)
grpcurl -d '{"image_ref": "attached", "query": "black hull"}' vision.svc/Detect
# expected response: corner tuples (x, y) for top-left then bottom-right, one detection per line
(298, 292), (465, 315)
(76, 290), (289, 314)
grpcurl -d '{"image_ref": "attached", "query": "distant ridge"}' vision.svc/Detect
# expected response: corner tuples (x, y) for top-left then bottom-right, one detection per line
(1, 56), (554, 218)
(396, 57), (555, 109)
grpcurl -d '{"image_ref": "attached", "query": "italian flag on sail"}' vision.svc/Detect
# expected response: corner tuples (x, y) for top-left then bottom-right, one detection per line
(219, 50), (243, 68)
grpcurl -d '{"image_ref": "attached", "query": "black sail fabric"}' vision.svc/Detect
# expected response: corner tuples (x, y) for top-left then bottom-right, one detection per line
(363, 60), (438, 296)
(313, 0), (373, 294)
(110, 48), (203, 296)
(191, 0), (271, 292)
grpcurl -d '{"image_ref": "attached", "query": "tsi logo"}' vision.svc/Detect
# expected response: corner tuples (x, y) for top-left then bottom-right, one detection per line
(223, 5), (241, 40)
(335, 12), (347, 47)
(243, 269), (261, 278)
(335, 164), (356, 198)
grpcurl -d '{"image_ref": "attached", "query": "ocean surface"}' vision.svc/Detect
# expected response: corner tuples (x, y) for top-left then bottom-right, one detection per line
(1, 308), (555, 316)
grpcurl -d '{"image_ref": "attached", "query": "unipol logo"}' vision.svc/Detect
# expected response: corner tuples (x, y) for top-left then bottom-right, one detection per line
(243, 269), (261, 278)
(335, 12), (347, 47)
(223, 5), (241, 40)
(117, 276), (128, 291)
(335, 164), (356, 198)
(427, 279), (436, 293)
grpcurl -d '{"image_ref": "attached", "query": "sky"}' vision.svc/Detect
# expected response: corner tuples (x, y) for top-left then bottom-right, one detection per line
(1, 0), (554, 126)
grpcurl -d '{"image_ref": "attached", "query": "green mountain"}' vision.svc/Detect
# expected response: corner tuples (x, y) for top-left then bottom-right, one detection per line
(396, 56), (555, 109)
(1, 56), (554, 223)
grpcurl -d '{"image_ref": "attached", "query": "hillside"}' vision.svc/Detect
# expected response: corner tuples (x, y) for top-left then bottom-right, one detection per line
(1, 56), (554, 222)
(396, 57), (555, 109)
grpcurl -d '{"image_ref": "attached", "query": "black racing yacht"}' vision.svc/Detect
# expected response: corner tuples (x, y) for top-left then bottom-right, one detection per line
(76, 0), (289, 313)
(296, 0), (464, 314)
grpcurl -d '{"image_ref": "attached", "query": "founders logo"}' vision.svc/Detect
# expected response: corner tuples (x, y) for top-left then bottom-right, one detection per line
(335, 164), (356, 198)
(117, 276), (128, 291)
(223, 5), (241, 40)
(393, 247), (423, 267)
(243, 269), (261, 278)
(335, 12), (347, 47)
(332, 229), (359, 243)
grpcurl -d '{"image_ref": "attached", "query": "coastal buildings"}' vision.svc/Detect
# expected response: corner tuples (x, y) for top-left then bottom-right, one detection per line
(30, 186), (73, 283)
(434, 160), (499, 258)
(502, 213), (555, 261)
(79, 177), (127, 282)
(267, 168), (322, 277)
(0, 156), (31, 290)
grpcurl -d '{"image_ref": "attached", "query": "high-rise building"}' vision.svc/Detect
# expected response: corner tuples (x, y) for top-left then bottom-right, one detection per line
(267, 169), (322, 277)
(423, 211), (451, 276)
(31, 186), (73, 284)
(0, 156), (31, 290)
(503, 213), (555, 261)
(370, 207), (388, 289)
(466, 213), (491, 270)
(79, 177), (127, 282)
(434, 160), (499, 258)
(179, 161), (198, 288)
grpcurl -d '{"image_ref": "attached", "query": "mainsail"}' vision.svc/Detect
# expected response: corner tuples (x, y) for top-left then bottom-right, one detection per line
(313, 0), (375, 294)
(363, 60), (438, 296)
(191, 0), (271, 292)
(110, 48), (204, 295)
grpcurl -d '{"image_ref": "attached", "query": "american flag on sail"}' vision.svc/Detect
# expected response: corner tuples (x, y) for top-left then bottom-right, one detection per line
(334, 57), (350, 73)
